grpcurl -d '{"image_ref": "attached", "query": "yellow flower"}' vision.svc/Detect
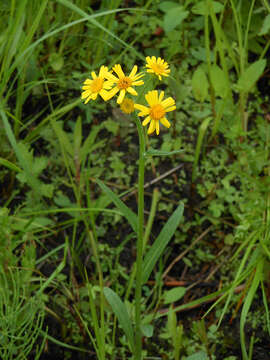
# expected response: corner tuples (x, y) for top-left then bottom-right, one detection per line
(134, 90), (176, 135)
(81, 66), (112, 103)
(120, 98), (135, 114)
(104, 64), (144, 104)
(145, 56), (170, 81)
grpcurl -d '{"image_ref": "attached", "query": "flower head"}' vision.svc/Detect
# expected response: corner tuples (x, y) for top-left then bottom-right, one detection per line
(81, 66), (112, 103)
(145, 56), (170, 81)
(104, 64), (144, 104)
(134, 90), (176, 135)
(120, 98), (135, 114)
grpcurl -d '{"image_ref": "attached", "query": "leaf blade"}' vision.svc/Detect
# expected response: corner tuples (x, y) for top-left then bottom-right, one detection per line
(96, 179), (138, 234)
(142, 202), (184, 284)
(104, 287), (135, 351)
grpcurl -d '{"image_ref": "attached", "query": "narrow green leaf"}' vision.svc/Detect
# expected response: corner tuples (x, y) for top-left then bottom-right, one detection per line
(104, 287), (135, 351)
(192, 117), (212, 182)
(0, 157), (22, 172)
(74, 116), (82, 156)
(96, 179), (138, 234)
(240, 259), (263, 360)
(236, 59), (266, 93)
(145, 148), (184, 157)
(142, 202), (184, 284)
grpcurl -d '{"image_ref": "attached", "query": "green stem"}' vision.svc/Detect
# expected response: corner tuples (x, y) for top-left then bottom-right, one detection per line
(134, 116), (145, 360)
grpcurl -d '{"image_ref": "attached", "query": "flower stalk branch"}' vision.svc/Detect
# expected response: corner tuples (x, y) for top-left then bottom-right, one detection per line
(134, 116), (146, 360)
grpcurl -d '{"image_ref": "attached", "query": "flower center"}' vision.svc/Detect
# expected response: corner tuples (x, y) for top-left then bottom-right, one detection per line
(152, 64), (165, 75)
(91, 77), (103, 93)
(118, 76), (132, 89)
(150, 104), (165, 120)
(120, 98), (134, 114)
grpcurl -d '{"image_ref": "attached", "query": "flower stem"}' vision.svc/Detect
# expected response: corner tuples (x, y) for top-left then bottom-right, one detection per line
(134, 116), (145, 360)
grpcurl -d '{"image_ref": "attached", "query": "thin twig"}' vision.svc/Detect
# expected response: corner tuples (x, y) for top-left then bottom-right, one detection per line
(162, 225), (214, 279)
(122, 164), (184, 200)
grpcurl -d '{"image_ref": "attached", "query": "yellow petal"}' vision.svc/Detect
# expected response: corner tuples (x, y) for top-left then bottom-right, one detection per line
(113, 64), (125, 78)
(142, 116), (151, 126)
(145, 90), (158, 106)
(99, 89), (110, 101)
(134, 104), (149, 116)
(159, 91), (165, 102)
(81, 90), (91, 99)
(160, 117), (171, 128)
(104, 87), (119, 100)
(165, 105), (176, 112)
(132, 80), (144, 86)
(129, 65), (138, 78)
(99, 65), (109, 77)
(117, 89), (126, 104)
(148, 119), (156, 134)
(161, 97), (175, 108)
(156, 120), (160, 135)
(127, 87), (137, 96)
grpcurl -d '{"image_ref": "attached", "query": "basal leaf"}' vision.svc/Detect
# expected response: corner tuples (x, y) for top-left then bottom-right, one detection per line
(164, 287), (186, 304)
(210, 64), (229, 98)
(236, 59), (266, 93)
(191, 66), (209, 102)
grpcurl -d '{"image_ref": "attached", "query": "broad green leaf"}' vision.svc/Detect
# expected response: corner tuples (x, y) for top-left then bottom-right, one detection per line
(164, 287), (186, 304)
(145, 148), (184, 157)
(142, 202), (184, 284)
(259, 14), (270, 36)
(96, 179), (138, 234)
(163, 6), (189, 32)
(104, 287), (135, 351)
(209, 64), (229, 98)
(186, 351), (208, 360)
(192, 1), (224, 15)
(141, 324), (154, 337)
(236, 59), (266, 93)
(158, 2), (179, 12)
(191, 67), (208, 102)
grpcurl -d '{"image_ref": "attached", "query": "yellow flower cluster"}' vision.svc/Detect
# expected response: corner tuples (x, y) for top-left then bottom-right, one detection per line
(81, 57), (175, 135)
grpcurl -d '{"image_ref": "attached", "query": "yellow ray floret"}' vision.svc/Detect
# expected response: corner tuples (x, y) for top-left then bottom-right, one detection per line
(104, 64), (144, 104)
(81, 66), (112, 103)
(145, 56), (170, 81)
(134, 90), (176, 135)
